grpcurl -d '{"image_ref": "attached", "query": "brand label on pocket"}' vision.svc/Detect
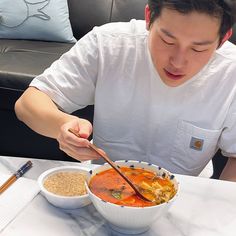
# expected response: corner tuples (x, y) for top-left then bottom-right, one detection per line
(190, 137), (204, 151)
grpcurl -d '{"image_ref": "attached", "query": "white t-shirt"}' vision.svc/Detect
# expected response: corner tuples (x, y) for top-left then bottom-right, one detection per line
(30, 20), (236, 176)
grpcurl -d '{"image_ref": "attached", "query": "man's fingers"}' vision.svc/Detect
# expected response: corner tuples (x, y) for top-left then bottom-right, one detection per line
(78, 121), (92, 139)
(59, 142), (101, 160)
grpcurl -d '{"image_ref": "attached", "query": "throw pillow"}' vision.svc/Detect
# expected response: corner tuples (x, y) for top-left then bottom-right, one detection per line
(0, 0), (76, 43)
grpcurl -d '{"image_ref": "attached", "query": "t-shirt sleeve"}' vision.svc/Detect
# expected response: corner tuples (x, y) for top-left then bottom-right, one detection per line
(219, 95), (236, 158)
(30, 29), (99, 113)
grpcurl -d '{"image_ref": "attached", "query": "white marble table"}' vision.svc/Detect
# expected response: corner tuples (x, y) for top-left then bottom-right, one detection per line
(0, 155), (236, 236)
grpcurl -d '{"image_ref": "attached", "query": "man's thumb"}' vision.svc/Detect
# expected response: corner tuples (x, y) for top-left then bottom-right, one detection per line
(78, 126), (92, 139)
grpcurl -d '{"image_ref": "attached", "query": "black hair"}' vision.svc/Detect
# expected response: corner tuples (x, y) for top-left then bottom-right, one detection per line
(148, 0), (236, 42)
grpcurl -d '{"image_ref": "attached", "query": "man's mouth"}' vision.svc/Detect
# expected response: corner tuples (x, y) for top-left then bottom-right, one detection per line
(164, 69), (185, 80)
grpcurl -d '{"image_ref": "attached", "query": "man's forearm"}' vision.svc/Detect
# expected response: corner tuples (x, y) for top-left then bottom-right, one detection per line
(15, 87), (76, 139)
(219, 157), (236, 182)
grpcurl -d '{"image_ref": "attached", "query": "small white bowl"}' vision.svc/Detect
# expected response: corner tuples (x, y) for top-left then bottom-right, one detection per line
(87, 160), (179, 234)
(38, 166), (91, 209)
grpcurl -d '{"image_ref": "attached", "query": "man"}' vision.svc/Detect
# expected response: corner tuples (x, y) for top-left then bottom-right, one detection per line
(15, 0), (236, 181)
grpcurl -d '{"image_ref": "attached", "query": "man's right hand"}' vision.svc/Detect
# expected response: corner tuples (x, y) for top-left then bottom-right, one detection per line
(57, 118), (101, 162)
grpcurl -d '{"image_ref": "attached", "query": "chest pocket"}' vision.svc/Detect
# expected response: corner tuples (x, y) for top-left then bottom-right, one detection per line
(170, 120), (222, 173)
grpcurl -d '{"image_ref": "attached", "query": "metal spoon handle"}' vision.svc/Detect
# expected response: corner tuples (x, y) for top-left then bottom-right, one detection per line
(68, 128), (151, 202)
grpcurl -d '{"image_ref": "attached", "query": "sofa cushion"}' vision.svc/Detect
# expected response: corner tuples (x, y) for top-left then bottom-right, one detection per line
(111, 0), (146, 21)
(68, 0), (113, 39)
(67, 0), (147, 40)
(0, 0), (76, 43)
(0, 39), (74, 110)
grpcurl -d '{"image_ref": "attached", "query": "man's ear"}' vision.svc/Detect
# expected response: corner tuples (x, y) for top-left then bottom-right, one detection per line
(145, 4), (151, 30)
(219, 28), (233, 47)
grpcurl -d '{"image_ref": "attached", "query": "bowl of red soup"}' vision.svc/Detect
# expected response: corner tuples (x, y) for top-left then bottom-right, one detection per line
(86, 160), (179, 234)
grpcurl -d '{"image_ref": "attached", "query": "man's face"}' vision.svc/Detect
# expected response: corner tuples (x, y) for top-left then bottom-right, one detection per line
(147, 8), (221, 87)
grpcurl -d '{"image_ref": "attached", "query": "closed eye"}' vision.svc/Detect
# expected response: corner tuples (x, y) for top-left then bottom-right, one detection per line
(160, 37), (175, 45)
(192, 48), (208, 52)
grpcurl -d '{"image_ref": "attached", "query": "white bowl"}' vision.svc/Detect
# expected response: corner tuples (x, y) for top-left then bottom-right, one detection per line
(87, 160), (179, 234)
(38, 166), (91, 209)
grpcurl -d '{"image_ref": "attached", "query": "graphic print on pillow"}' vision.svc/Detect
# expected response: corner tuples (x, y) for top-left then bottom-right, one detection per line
(0, 0), (76, 43)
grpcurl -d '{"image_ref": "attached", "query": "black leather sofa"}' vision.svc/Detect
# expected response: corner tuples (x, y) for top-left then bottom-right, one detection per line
(0, 0), (235, 177)
(0, 0), (147, 161)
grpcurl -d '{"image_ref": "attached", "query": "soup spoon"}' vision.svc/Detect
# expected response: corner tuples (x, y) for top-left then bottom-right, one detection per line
(68, 128), (152, 202)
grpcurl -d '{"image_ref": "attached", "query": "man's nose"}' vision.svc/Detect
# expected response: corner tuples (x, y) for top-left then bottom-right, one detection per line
(169, 48), (187, 69)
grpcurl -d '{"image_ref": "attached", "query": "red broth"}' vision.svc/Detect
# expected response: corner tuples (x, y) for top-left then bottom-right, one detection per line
(89, 166), (176, 207)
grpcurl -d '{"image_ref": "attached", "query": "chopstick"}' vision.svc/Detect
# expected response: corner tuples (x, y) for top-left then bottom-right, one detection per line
(0, 160), (33, 194)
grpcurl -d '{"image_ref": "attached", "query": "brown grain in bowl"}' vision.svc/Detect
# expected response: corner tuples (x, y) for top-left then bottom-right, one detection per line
(43, 171), (87, 196)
